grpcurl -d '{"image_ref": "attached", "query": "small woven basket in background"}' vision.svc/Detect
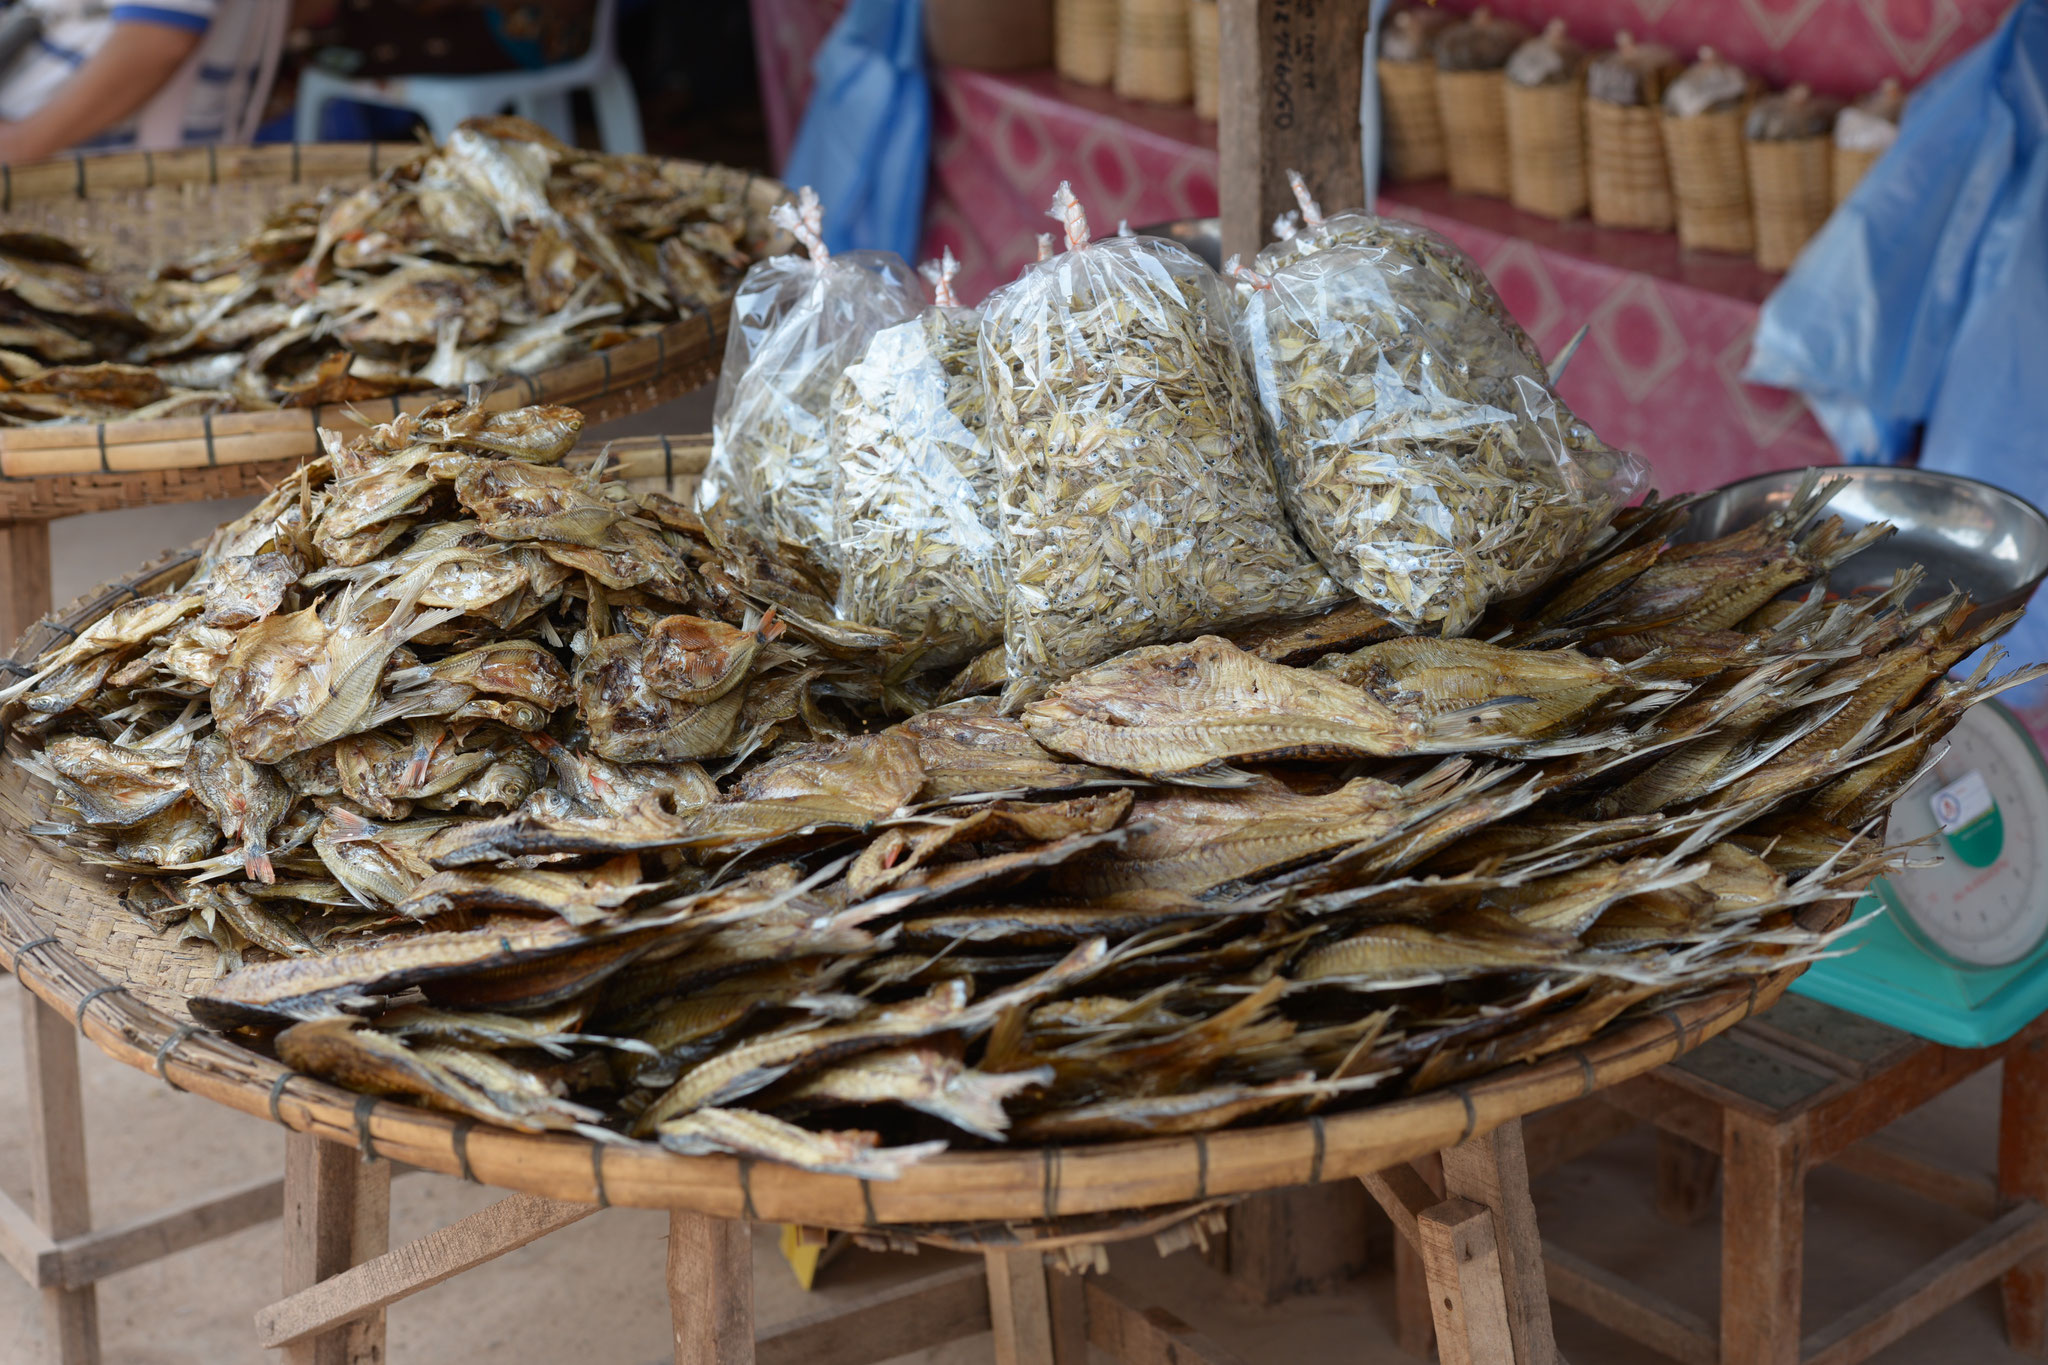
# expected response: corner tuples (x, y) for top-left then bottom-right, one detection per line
(1507, 79), (1588, 218)
(1055, 0), (1117, 85)
(1587, 99), (1673, 230)
(1380, 58), (1446, 180)
(1832, 145), (1882, 206)
(1189, 0), (1219, 120)
(1750, 136), (1832, 270)
(1115, 0), (1191, 104)
(1439, 69), (1511, 197)
(1663, 108), (1752, 253)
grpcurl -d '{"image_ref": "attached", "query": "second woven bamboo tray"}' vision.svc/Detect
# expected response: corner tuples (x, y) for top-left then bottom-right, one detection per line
(0, 547), (1848, 1235)
(0, 143), (786, 481)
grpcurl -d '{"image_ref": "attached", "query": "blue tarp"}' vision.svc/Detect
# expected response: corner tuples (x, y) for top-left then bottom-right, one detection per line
(781, 0), (931, 263)
(1747, 0), (2048, 686)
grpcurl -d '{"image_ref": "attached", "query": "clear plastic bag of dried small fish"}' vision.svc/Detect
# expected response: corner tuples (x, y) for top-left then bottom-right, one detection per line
(1239, 174), (1645, 635)
(828, 248), (1004, 669)
(980, 183), (1336, 701)
(697, 188), (924, 567)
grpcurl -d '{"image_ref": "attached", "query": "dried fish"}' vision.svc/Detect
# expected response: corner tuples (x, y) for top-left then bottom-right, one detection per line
(830, 249), (1004, 665)
(1238, 174), (1642, 634)
(981, 184), (1335, 699)
(699, 188), (923, 560)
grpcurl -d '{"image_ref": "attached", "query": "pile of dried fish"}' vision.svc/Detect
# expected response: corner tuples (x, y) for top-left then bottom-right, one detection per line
(7, 415), (2030, 1180)
(1241, 174), (1643, 637)
(699, 187), (923, 562)
(982, 184), (1335, 702)
(0, 117), (771, 423)
(828, 248), (1005, 669)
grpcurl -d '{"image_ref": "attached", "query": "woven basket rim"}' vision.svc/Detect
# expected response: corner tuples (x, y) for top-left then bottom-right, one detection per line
(0, 550), (1836, 1225)
(0, 143), (788, 479)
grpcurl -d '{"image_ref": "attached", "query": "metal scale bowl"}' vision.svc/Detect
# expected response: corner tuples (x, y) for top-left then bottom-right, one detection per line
(1690, 467), (2048, 1045)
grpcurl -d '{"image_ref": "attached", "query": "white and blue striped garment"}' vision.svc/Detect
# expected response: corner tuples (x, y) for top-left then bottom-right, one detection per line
(0, 0), (267, 149)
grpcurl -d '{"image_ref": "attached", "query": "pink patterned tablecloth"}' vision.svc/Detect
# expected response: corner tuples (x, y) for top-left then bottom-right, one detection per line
(743, 0), (2006, 493)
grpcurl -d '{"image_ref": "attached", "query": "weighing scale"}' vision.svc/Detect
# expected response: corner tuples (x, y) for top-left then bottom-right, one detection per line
(1792, 698), (2048, 1047)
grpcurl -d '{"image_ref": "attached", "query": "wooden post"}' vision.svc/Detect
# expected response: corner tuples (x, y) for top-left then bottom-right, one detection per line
(1655, 1131), (1721, 1226)
(986, 1249), (1058, 1365)
(1393, 1152), (1444, 1359)
(1720, 1107), (1808, 1365)
(668, 1210), (754, 1365)
(1217, 0), (1371, 262)
(0, 518), (51, 652)
(1417, 1199), (1519, 1365)
(1440, 1120), (1557, 1365)
(1210, 1182), (1378, 1305)
(280, 1133), (391, 1365)
(2001, 1035), (2048, 1353)
(21, 988), (97, 1365)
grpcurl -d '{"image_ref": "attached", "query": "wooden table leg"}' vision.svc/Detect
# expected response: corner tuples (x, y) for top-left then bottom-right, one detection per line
(1419, 1198), (1521, 1365)
(0, 518), (51, 651)
(21, 988), (97, 1365)
(1720, 1107), (1807, 1365)
(1393, 1152), (1444, 1359)
(280, 1132), (391, 1365)
(668, 1210), (754, 1365)
(1655, 1131), (1721, 1226)
(987, 1249), (1057, 1365)
(2002, 1036), (2048, 1354)
(1440, 1119), (1558, 1365)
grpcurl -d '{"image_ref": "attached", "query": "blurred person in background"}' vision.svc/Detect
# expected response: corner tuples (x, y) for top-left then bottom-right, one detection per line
(0, 0), (287, 160)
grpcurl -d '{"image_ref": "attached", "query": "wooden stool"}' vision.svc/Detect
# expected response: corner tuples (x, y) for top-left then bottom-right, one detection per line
(259, 1130), (1254, 1365)
(1542, 996), (2048, 1364)
(264, 1117), (1569, 1365)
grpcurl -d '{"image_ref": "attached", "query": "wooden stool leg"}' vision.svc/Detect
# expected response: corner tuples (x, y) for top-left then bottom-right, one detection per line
(0, 518), (52, 650)
(1655, 1131), (1720, 1226)
(1394, 1152), (1444, 1359)
(668, 1210), (754, 1365)
(2001, 1038), (2048, 1354)
(21, 988), (98, 1365)
(987, 1249), (1057, 1365)
(280, 1132), (391, 1365)
(1440, 1119), (1557, 1365)
(1720, 1108), (1807, 1365)
(1418, 1199), (1521, 1365)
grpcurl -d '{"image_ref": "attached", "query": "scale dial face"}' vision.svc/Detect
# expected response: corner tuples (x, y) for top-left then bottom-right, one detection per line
(1884, 701), (2048, 968)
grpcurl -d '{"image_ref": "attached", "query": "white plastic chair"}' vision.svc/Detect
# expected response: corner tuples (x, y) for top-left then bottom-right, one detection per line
(292, 0), (644, 153)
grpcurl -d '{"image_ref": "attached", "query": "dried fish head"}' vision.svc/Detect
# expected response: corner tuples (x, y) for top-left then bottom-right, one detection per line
(575, 633), (744, 762)
(200, 552), (299, 628)
(641, 610), (780, 704)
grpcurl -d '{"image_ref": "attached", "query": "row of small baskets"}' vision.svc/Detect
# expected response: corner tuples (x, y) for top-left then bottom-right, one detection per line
(1383, 49), (1893, 271)
(1056, 0), (1222, 119)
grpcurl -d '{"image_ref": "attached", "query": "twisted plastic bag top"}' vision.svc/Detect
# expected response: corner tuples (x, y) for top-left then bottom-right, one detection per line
(1836, 79), (1904, 152)
(698, 188), (923, 565)
(1587, 32), (1679, 107)
(1506, 20), (1585, 87)
(1746, 84), (1841, 140)
(1664, 47), (1749, 118)
(830, 249), (1004, 668)
(981, 183), (1336, 700)
(1437, 8), (1528, 71)
(1239, 174), (1644, 635)
(1382, 7), (1453, 63)
(1259, 175), (1548, 378)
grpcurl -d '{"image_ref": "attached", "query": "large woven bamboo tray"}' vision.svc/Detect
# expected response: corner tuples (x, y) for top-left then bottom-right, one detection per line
(0, 143), (783, 481)
(0, 549), (1838, 1233)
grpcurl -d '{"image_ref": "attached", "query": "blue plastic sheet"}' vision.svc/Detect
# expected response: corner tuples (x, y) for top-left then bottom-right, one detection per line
(782, 0), (931, 263)
(1746, 0), (2048, 688)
